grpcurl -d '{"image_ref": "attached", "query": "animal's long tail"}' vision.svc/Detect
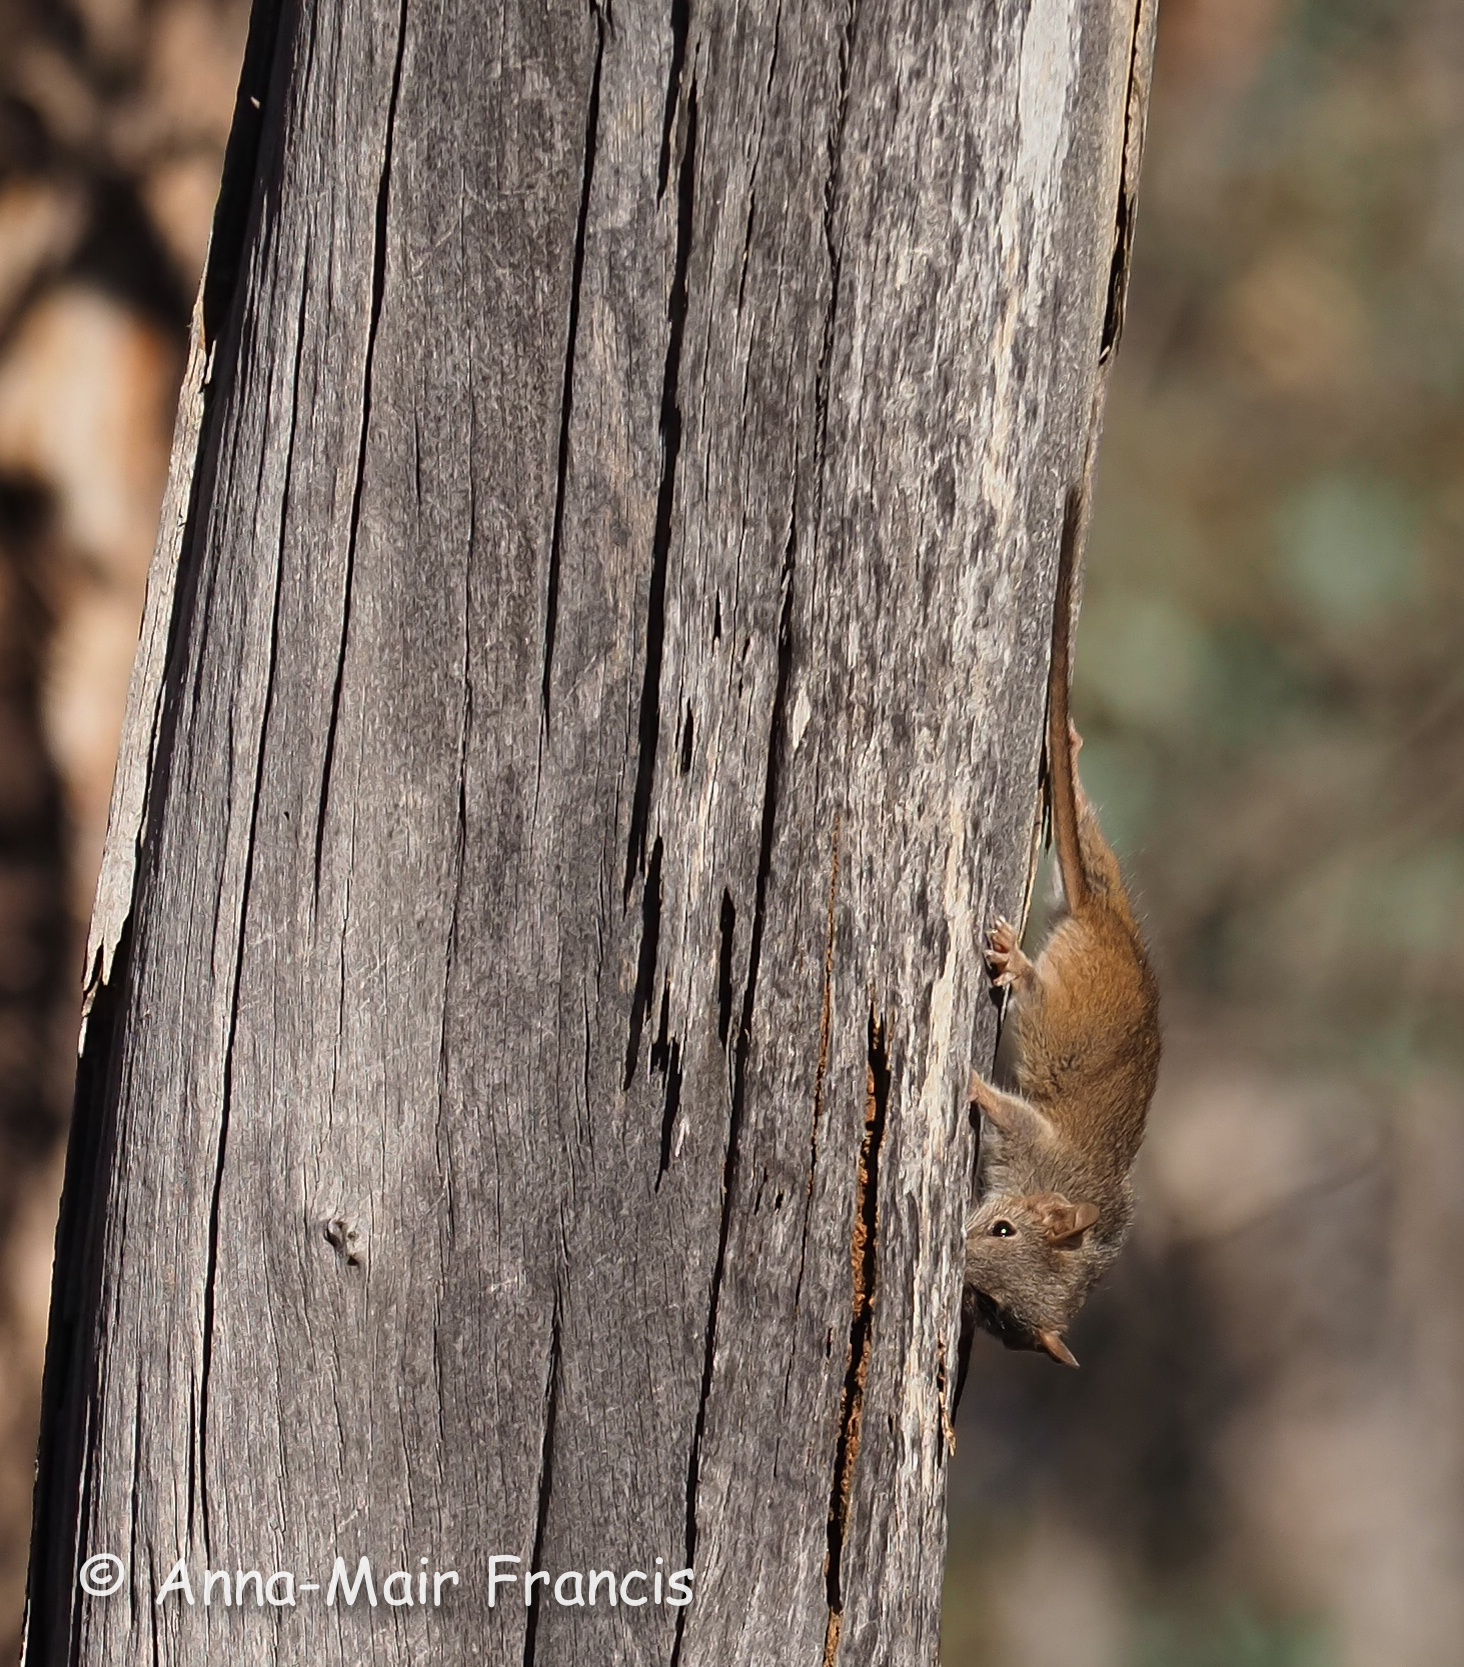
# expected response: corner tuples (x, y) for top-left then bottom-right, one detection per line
(1048, 487), (1089, 912)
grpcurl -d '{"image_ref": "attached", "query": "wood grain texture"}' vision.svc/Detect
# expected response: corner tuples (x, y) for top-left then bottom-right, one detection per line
(27, 0), (1155, 1662)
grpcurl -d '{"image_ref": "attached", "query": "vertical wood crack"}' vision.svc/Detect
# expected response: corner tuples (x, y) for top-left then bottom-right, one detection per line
(822, 1007), (889, 1667)
(521, 1289), (562, 1667)
(651, 986), (684, 1187)
(716, 889), (735, 1046)
(657, 0), (690, 199)
(201, 0), (289, 344)
(626, 84), (698, 900)
(671, 528), (795, 1667)
(314, 0), (409, 899)
(197, 264), (307, 1557)
(541, 2), (606, 725)
(786, 812), (840, 1340)
(1100, 0), (1155, 362)
(624, 836), (664, 1088)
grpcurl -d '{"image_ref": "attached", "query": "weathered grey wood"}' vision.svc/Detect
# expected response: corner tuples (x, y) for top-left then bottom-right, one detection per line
(26, 0), (1155, 1661)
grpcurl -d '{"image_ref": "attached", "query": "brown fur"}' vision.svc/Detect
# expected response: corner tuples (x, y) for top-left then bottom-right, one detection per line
(964, 489), (1161, 1368)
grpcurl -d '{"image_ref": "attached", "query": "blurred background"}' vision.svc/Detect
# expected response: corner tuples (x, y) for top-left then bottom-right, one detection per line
(0, 0), (1455, 1662)
(946, 1), (1464, 1664)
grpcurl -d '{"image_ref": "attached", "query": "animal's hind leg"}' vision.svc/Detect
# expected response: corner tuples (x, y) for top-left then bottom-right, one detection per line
(984, 917), (1036, 991)
(968, 1071), (1056, 1146)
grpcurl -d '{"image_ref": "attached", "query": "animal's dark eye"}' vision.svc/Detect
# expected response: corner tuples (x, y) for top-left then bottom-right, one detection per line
(989, 1220), (1016, 1238)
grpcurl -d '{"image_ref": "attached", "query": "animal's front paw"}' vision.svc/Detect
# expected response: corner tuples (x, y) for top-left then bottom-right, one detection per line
(969, 1068), (1001, 1116)
(984, 917), (1033, 989)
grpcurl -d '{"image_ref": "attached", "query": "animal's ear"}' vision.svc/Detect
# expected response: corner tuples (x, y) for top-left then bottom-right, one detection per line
(1021, 1192), (1099, 1245)
(1052, 1200), (1099, 1243)
(1036, 1329), (1080, 1368)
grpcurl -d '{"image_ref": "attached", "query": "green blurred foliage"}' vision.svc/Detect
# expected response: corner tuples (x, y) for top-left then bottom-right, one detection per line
(1135, 1605), (1334, 1667)
(1074, 0), (1464, 1071)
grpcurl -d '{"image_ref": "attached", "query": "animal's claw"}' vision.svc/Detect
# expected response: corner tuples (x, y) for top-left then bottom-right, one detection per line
(984, 917), (1031, 989)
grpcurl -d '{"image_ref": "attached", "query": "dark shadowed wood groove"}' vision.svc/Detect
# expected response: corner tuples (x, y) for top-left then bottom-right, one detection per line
(27, 0), (1156, 1662)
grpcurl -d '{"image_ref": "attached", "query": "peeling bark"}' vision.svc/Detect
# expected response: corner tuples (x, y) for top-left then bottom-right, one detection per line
(28, 0), (1155, 1662)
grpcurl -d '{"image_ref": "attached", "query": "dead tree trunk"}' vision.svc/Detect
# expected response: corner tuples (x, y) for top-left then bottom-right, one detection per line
(24, 0), (1153, 1660)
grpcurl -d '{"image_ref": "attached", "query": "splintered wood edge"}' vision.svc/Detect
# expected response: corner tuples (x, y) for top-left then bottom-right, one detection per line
(80, 274), (209, 1043)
